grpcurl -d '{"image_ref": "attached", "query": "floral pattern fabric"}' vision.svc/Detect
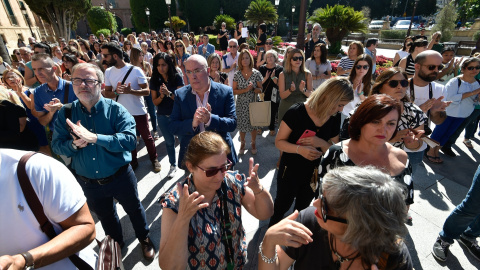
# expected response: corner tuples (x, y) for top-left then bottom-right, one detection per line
(161, 171), (247, 269)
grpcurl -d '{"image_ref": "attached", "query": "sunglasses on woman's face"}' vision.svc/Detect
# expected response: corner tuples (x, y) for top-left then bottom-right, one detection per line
(265, 42), (273, 45)
(387, 79), (409, 88)
(175, 45), (183, 48)
(466, 65), (480, 71)
(320, 194), (348, 224)
(292, 56), (303, 61)
(355, 65), (369, 70)
(196, 160), (232, 177)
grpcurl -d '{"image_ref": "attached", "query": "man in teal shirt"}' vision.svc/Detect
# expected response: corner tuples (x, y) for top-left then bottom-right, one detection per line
(51, 63), (155, 261)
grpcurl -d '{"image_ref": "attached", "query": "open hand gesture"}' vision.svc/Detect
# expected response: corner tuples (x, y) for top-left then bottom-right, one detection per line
(245, 157), (261, 192)
(264, 211), (313, 248)
(177, 183), (209, 221)
(116, 82), (132, 94)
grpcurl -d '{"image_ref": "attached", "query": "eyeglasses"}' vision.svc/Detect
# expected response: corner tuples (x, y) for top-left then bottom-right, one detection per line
(292, 56), (304, 61)
(423, 64), (444, 71)
(320, 194), (348, 224)
(466, 66), (480, 71)
(185, 67), (206, 76)
(265, 42), (273, 45)
(387, 79), (409, 88)
(355, 65), (369, 70)
(196, 160), (232, 177)
(71, 78), (100, 87)
(175, 45), (183, 48)
(229, 45), (237, 48)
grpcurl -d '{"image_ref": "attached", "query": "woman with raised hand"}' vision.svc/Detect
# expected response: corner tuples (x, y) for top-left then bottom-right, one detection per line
(159, 131), (273, 269)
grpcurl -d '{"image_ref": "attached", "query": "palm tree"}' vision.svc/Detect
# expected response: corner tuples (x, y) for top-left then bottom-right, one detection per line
(164, 16), (187, 33)
(244, 0), (278, 27)
(309, 5), (367, 54)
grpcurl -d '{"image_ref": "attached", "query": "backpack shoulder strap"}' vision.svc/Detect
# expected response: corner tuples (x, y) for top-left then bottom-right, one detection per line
(458, 77), (462, 88)
(63, 81), (71, 104)
(64, 103), (73, 121)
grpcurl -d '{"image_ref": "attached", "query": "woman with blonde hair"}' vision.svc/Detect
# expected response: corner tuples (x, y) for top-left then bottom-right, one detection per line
(174, 39), (190, 80)
(268, 77), (354, 227)
(277, 48), (313, 123)
(127, 33), (140, 49)
(207, 53), (228, 85)
(232, 49), (264, 155)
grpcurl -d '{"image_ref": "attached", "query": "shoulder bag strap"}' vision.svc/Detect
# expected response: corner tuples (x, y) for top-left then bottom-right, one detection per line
(17, 152), (93, 270)
(409, 79), (415, 102)
(218, 181), (235, 270)
(116, 66), (135, 102)
(63, 81), (71, 104)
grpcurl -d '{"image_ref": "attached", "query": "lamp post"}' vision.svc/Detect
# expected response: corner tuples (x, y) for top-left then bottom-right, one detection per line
(406, 0), (420, 37)
(275, 0), (279, 37)
(165, 0), (173, 33)
(220, 7), (223, 15)
(20, 4), (35, 38)
(145, 7), (151, 33)
(290, 5), (295, 41)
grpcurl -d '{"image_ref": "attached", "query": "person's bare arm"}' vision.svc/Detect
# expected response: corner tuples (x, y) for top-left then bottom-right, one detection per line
(398, 58), (407, 73)
(393, 52), (401, 66)
(0, 203), (95, 269)
(241, 158), (274, 220)
(278, 72), (292, 100)
(24, 66), (38, 87)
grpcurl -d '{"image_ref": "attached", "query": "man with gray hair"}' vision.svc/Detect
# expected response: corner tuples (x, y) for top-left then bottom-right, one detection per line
(222, 38), (239, 86)
(170, 54), (238, 167)
(304, 23), (325, 59)
(51, 63), (156, 261)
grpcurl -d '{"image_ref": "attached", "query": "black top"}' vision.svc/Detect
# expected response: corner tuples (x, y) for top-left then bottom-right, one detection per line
(236, 30), (246, 45)
(257, 33), (267, 46)
(305, 38), (326, 59)
(282, 206), (413, 270)
(149, 73), (184, 115)
(219, 29), (229, 50)
(209, 72), (228, 84)
(259, 64), (283, 101)
(0, 100), (38, 150)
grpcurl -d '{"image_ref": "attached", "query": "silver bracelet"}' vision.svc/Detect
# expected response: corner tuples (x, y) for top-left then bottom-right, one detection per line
(258, 241), (277, 264)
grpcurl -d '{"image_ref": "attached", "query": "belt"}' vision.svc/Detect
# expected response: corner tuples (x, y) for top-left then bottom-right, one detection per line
(78, 164), (129, 185)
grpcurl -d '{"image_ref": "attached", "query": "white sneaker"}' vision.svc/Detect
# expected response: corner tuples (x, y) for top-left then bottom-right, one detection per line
(167, 165), (177, 178)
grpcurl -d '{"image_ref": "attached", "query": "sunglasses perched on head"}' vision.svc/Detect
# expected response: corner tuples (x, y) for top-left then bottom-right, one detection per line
(387, 79), (409, 88)
(423, 65), (444, 71)
(292, 56), (304, 61)
(466, 66), (480, 71)
(355, 65), (369, 70)
(320, 194), (348, 224)
(196, 160), (232, 177)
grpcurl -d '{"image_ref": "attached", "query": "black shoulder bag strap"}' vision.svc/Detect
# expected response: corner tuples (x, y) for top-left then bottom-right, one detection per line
(409, 79), (415, 102)
(63, 81), (71, 104)
(116, 66), (134, 102)
(17, 152), (93, 270)
(217, 181), (235, 270)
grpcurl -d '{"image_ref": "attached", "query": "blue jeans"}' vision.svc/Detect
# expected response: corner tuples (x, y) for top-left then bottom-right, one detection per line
(407, 150), (424, 176)
(443, 109), (480, 148)
(77, 165), (150, 244)
(464, 109), (480, 139)
(144, 95), (157, 132)
(431, 116), (465, 146)
(157, 114), (176, 166)
(439, 164), (480, 243)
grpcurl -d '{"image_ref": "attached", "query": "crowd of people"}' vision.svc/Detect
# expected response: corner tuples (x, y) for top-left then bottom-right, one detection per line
(1, 23), (480, 270)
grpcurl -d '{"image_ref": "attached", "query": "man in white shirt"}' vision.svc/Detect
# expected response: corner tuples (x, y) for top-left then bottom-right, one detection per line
(0, 149), (96, 270)
(102, 42), (161, 172)
(222, 39), (239, 87)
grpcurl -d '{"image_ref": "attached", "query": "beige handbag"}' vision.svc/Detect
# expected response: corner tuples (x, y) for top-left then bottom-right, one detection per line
(249, 94), (271, 127)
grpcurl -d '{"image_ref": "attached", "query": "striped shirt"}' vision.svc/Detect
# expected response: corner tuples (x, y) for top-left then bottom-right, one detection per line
(405, 54), (415, 75)
(338, 57), (355, 77)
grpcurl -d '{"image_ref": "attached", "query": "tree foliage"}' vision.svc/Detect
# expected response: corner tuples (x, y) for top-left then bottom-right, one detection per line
(456, 0), (480, 21)
(24, 0), (91, 39)
(178, 0), (220, 32)
(432, 4), (457, 42)
(309, 5), (367, 54)
(87, 7), (117, 37)
(130, 0), (175, 33)
(244, 0), (278, 26)
(96, 29), (111, 37)
(165, 16), (187, 33)
(213, 14), (236, 30)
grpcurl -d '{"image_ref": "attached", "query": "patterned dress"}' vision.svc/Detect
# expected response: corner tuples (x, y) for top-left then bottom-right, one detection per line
(161, 171), (247, 269)
(234, 69), (264, 132)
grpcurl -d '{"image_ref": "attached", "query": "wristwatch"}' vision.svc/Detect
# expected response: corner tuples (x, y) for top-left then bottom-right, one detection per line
(167, 92), (173, 98)
(21, 252), (34, 270)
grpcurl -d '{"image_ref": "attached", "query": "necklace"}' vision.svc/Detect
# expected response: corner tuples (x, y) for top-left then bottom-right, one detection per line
(329, 233), (361, 270)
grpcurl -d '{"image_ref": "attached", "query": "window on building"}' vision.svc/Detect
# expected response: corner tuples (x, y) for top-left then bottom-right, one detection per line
(2, 0), (18, 25)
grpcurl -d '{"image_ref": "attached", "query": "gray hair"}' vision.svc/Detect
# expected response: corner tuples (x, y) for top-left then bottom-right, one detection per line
(228, 38), (238, 46)
(265, 49), (278, 62)
(415, 50), (442, 65)
(322, 166), (408, 265)
(312, 23), (322, 31)
(71, 63), (105, 84)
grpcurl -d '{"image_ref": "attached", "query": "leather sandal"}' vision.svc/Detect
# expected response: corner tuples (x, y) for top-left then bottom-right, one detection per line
(464, 139), (474, 149)
(239, 140), (246, 155)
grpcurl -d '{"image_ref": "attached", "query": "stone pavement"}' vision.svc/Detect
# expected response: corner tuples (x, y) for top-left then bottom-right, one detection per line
(87, 47), (480, 269)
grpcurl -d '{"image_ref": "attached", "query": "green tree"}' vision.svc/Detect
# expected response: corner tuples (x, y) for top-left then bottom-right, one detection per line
(165, 16), (187, 33)
(86, 7), (117, 37)
(213, 14), (236, 30)
(432, 4), (457, 42)
(244, 0), (278, 26)
(24, 0), (91, 38)
(178, 0), (220, 32)
(309, 5), (367, 54)
(456, 0), (480, 21)
(130, 0), (175, 33)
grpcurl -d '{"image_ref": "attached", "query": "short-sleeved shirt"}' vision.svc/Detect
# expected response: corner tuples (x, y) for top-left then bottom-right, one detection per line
(33, 78), (77, 130)
(104, 64), (148, 116)
(149, 73), (184, 115)
(257, 33), (267, 47)
(161, 172), (248, 269)
(319, 143), (414, 205)
(338, 57), (355, 77)
(282, 206), (413, 270)
(407, 81), (444, 109)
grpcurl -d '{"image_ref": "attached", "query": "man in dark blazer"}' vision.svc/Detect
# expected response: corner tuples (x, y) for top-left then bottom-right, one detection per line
(170, 55), (238, 168)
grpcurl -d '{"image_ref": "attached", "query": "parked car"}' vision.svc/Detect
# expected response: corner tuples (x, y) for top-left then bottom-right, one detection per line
(369, 20), (384, 30)
(392, 20), (416, 30)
